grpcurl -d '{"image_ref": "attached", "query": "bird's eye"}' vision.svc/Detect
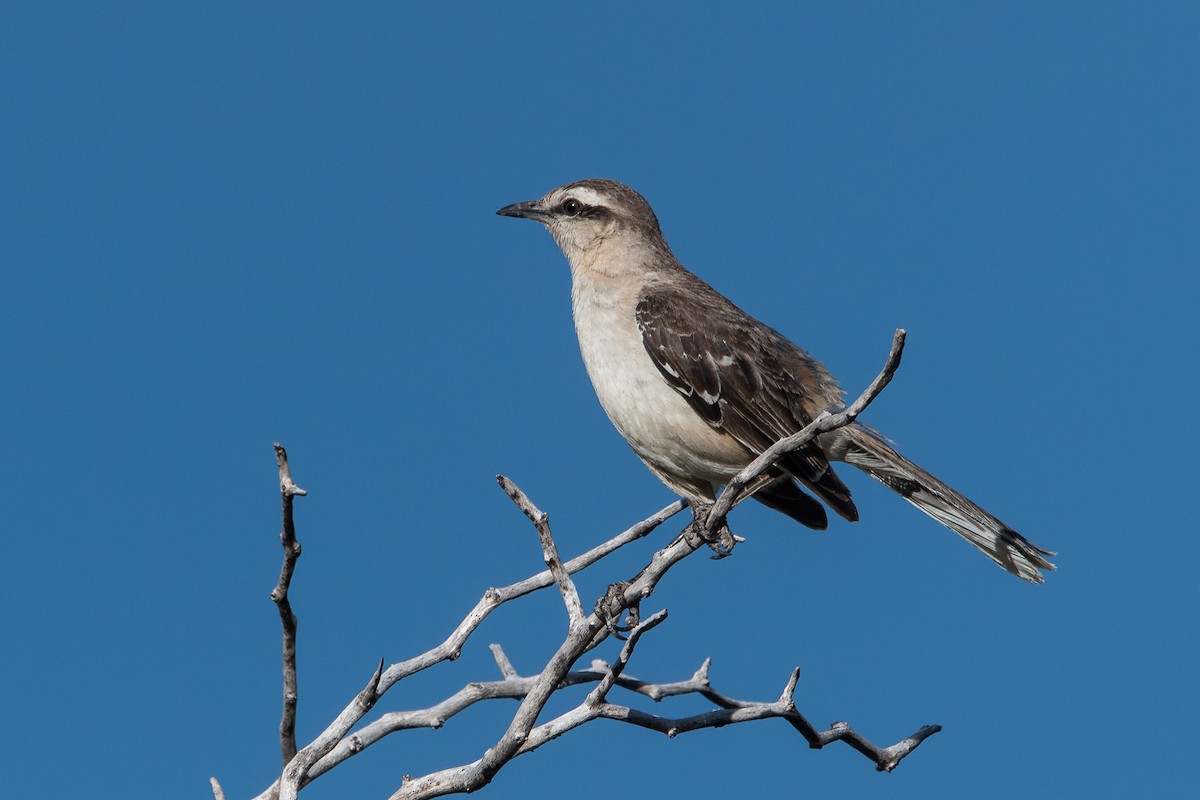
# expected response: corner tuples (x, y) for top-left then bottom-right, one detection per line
(561, 198), (583, 216)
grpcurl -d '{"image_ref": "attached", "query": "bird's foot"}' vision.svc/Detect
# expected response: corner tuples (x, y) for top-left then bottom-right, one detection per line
(595, 581), (637, 640)
(704, 522), (737, 559)
(685, 506), (742, 558)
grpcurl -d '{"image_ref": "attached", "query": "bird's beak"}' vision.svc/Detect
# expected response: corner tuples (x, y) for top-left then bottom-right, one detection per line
(496, 201), (549, 221)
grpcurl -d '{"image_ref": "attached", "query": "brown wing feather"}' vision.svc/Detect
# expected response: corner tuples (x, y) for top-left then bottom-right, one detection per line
(636, 287), (858, 522)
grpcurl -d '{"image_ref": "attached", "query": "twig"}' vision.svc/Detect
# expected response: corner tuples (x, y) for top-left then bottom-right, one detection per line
(807, 720), (942, 772)
(279, 662), (384, 800)
(489, 643), (518, 679)
(583, 609), (669, 705)
(271, 442), (307, 765)
(497, 476), (584, 625)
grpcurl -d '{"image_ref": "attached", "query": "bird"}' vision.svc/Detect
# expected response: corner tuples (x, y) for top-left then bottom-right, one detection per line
(497, 179), (1055, 583)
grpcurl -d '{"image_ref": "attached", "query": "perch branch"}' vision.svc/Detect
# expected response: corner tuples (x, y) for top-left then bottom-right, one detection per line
(249, 331), (931, 800)
(391, 330), (912, 798)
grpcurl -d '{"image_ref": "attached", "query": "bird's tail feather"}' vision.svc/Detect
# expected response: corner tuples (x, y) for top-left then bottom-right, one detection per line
(752, 472), (830, 530)
(836, 424), (1056, 583)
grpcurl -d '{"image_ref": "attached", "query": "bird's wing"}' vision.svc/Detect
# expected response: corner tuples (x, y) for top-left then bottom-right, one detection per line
(636, 287), (857, 521)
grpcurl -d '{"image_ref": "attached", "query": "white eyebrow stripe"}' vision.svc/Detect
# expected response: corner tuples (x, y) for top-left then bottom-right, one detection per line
(557, 187), (608, 207)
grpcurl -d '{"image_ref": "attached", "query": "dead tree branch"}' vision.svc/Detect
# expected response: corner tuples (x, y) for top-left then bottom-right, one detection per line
(497, 475), (585, 625)
(245, 497), (685, 800)
(271, 442), (307, 766)
(523, 650), (938, 774)
(279, 662), (384, 800)
(219, 330), (938, 800)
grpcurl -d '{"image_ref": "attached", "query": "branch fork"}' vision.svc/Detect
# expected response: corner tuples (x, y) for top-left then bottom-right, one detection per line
(215, 331), (939, 800)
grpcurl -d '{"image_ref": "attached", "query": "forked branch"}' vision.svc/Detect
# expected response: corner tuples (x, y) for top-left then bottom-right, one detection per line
(215, 331), (938, 800)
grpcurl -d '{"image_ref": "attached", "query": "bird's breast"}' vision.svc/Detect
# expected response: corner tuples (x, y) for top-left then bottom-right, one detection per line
(570, 276), (752, 484)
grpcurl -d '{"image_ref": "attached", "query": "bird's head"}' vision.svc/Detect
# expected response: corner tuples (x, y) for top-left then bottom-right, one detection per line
(497, 179), (665, 267)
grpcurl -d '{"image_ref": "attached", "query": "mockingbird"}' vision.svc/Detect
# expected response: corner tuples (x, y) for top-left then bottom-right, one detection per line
(497, 179), (1055, 583)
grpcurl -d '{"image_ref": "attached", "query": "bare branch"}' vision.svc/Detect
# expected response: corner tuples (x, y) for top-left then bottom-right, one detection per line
(245, 334), (938, 798)
(589, 705), (938, 772)
(391, 506), (806, 798)
(251, 501), (684, 800)
(278, 661), (384, 800)
(299, 657), (709, 787)
(807, 721), (943, 772)
(523, 654), (937, 773)
(374, 498), (683, 694)
(271, 442), (306, 765)
(497, 476), (584, 625)
(264, 627), (937, 797)
(778, 667), (801, 704)
(583, 609), (669, 706)
(295, 638), (936, 791)
(489, 644), (518, 680)
(390, 545), (710, 797)
(274, 442), (308, 499)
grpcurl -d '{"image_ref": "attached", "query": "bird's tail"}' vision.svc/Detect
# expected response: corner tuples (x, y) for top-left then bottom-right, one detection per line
(831, 424), (1056, 583)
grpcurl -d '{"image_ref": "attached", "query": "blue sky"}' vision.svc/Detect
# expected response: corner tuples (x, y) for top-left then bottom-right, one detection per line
(2, 2), (1196, 798)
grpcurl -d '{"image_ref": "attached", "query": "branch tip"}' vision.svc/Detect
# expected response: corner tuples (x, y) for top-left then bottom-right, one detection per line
(274, 442), (308, 497)
(780, 667), (800, 703)
(489, 644), (518, 679)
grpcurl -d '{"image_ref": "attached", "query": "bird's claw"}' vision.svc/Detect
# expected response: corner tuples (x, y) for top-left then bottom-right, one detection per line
(705, 523), (737, 558)
(684, 506), (740, 558)
(596, 581), (636, 640)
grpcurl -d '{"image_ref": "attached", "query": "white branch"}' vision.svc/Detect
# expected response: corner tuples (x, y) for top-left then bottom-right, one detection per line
(278, 662), (383, 800)
(251, 501), (684, 800)
(241, 330), (939, 800)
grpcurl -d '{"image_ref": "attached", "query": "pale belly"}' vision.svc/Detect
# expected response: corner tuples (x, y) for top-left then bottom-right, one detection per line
(572, 284), (754, 490)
